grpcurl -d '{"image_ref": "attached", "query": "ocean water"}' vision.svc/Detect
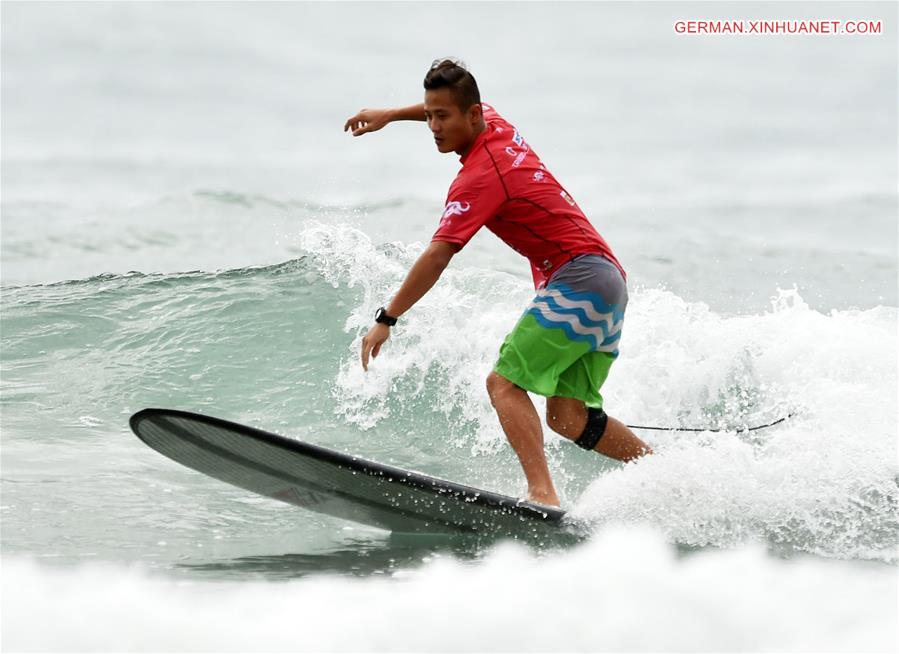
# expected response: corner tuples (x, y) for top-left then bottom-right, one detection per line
(1, 2), (897, 652)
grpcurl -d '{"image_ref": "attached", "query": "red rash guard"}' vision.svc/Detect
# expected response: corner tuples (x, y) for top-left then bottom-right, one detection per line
(431, 102), (626, 290)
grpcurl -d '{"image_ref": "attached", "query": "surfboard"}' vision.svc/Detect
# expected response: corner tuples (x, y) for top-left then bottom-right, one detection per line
(130, 408), (567, 537)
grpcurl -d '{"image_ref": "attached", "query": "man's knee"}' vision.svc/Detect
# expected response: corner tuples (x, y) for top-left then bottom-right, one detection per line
(486, 371), (519, 404)
(485, 370), (504, 400)
(545, 409), (565, 435)
(545, 397), (587, 438)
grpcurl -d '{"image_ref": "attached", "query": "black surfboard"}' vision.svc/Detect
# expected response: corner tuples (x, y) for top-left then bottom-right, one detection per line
(130, 408), (567, 536)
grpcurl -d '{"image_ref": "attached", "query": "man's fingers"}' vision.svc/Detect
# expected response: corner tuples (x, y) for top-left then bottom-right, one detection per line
(361, 327), (389, 372)
(344, 110), (371, 134)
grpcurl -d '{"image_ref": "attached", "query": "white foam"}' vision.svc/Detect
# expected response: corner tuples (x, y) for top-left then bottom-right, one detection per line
(568, 288), (898, 561)
(2, 525), (895, 652)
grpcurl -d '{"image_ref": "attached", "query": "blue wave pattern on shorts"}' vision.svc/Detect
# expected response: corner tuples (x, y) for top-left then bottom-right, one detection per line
(525, 283), (625, 355)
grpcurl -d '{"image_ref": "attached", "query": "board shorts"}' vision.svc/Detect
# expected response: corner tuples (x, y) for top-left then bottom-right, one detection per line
(493, 254), (627, 409)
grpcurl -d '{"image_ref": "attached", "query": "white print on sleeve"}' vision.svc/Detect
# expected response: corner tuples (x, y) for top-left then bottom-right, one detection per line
(440, 200), (472, 227)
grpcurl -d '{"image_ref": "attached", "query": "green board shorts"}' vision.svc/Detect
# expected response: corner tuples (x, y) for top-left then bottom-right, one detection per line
(493, 254), (628, 409)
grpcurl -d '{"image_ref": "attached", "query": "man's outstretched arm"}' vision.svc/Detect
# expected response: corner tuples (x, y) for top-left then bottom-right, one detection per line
(344, 103), (426, 137)
(360, 240), (457, 371)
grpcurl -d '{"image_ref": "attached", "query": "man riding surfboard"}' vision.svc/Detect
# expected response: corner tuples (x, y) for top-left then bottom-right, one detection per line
(344, 58), (652, 507)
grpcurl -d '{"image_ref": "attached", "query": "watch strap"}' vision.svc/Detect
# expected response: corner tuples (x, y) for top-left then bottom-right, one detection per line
(375, 306), (398, 326)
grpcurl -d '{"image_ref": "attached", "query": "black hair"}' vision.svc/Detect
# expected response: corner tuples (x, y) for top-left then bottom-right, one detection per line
(423, 58), (481, 112)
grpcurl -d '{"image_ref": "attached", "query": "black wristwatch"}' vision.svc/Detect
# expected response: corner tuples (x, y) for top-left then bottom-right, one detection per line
(374, 306), (398, 326)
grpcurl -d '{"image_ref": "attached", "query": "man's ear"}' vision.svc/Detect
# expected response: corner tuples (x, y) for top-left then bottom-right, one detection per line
(468, 102), (483, 125)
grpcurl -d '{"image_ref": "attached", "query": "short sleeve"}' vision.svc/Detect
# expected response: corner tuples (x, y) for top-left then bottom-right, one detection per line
(431, 169), (505, 250)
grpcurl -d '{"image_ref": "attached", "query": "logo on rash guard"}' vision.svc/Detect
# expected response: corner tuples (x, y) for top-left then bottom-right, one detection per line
(441, 201), (471, 227)
(443, 201), (471, 219)
(506, 144), (529, 167)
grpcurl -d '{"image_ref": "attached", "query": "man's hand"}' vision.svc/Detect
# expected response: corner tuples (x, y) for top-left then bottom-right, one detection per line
(361, 323), (391, 371)
(344, 103), (426, 136)
(344, 108), (392, 137)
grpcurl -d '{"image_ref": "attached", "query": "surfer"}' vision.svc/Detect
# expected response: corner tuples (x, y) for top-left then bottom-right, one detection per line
(344, 58), (652, 507)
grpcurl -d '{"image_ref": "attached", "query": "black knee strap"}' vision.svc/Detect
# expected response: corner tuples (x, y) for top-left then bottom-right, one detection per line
(574, 407), (608, 451)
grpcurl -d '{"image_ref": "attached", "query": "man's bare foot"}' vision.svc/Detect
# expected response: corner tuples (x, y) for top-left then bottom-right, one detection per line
(526, 489), (561, 508)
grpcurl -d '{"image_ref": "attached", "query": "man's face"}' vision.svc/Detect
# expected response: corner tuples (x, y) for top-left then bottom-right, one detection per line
(424, 88), (481, 155)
